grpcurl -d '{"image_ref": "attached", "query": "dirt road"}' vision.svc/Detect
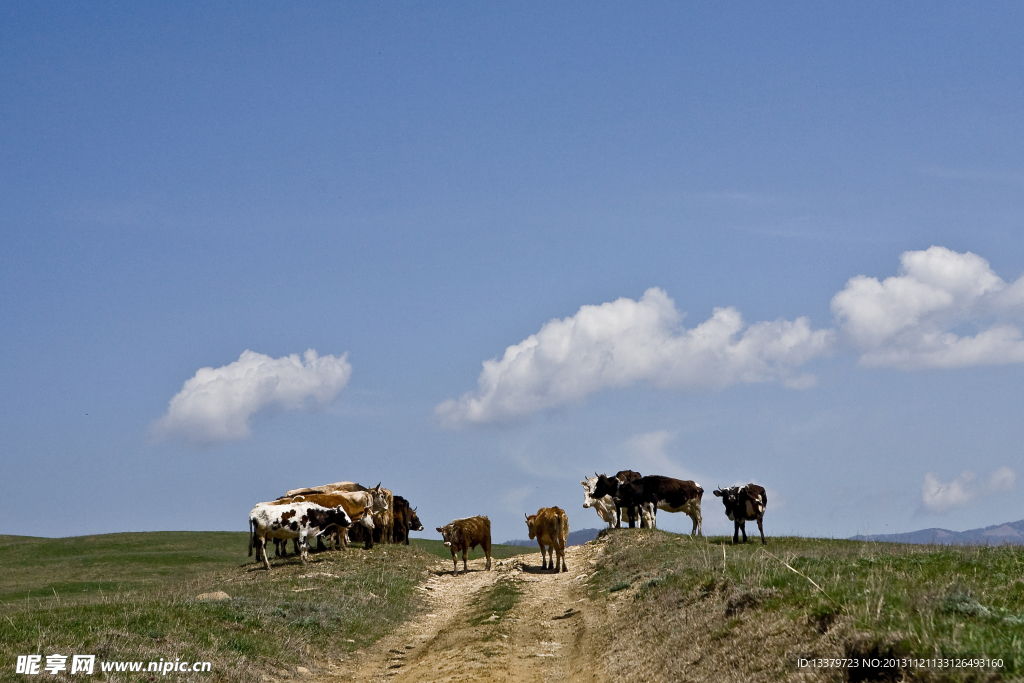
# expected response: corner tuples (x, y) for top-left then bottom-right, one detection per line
(322, 543), (610, 683)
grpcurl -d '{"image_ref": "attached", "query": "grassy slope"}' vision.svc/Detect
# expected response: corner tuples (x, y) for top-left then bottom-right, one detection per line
(588, 529), (1024, 682)
(0, 533), (450, 682)
(0, 533), (535, 682)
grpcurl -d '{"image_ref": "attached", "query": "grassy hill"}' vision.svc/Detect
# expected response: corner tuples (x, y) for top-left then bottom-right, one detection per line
(2, 530), (1021, 681)
(0, 533), (535, 682)
(588, 529), (1024, 681)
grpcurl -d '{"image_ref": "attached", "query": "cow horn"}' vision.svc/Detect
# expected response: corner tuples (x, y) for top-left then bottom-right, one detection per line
(525, 513), (529, 519)
(375, 482), (381, 489)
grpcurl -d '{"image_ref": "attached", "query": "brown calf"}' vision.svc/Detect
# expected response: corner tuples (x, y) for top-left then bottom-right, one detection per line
(525, 506), (569, 573)
(436, 516), (491, 575)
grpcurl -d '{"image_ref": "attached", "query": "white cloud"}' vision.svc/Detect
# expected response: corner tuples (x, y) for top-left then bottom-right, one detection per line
(921, 471), (977, 513)
(153, 349), (352, 446)
(832, 246), (1024, 368)
(920, 466), (1017, 513)
(988, 466), (1017, 493)
(436, 288), (832, 426)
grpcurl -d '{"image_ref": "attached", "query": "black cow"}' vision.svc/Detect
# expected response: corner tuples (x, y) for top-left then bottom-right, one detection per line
(713, 484), (767, 544)
(591, 470), (643, 527)
(392, 495), (424, 545)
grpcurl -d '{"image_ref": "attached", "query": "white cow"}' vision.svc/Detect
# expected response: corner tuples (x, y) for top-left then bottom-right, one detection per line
(581, 476), (619, 529)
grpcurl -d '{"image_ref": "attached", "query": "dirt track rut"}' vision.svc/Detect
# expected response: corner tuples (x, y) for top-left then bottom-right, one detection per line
(323, 543), (610, 683)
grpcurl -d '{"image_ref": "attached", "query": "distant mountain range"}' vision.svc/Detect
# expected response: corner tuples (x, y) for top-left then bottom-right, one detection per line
(850, 519), (1024, 545)
(502, 528), (601, 548)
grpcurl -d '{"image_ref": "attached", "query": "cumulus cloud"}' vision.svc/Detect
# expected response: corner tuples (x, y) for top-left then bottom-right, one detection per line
(436, 288), (833, 426)
(921, 466), (1017, 513)
(153, 349), (352, 445)
(832, 246), (1024, 368)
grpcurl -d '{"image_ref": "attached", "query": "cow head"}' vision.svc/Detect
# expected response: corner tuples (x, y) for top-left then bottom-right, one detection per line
(581, 477), (598, 507)
(713, 486), (741, 508)
(409, 507), (424, 532)
(437, 524), (454, 547)
(354, 505), (375, 529)
(591, 473), (619, 500)
(369, 485), (389, 512)
(525, 512), (539, 540)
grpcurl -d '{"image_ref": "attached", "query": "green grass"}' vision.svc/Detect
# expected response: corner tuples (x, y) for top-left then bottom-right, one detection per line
(0, 532), (438, 683)
(467, 576), (523, 627)
(588, 529), (1024, 681)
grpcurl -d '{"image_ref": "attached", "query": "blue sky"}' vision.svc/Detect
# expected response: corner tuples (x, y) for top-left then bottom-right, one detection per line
(3, 3), (1024, 543)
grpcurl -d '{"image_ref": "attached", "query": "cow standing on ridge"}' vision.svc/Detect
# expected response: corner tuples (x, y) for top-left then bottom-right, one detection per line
(525, 507), (569, 572)
(592, 474), (703, 535)
(392, 496), (424, 545)
(270, 492), (375, 549)
(713, 484), (767, 544)
(248, 502), (351, 570)
(589, 470), (642, 527)
(581, 476), (619, 529)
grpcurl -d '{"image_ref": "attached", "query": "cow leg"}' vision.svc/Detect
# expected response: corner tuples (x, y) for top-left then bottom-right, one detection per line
(299, 534), (310, 563)
(740, 521), (748, 543)
(258, 537), (271, 571)
(483, 539), (491, 571)
(627, 505), (636, 529)
(462, 548), (469, 574)
(733, 521), (740, 544)
(757, 516), (766, 545)
(451, 551), (459, 575)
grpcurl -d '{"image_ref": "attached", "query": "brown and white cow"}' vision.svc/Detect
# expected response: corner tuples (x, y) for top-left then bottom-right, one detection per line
(285, 482), (394, 544)
(270, 492), (375, 549)
(436, 516), (491, 575)
(248, 502), (351, 570)
(713, 484), (767, 544)
(280, 483), (388, 542)
(525, 507), (569, 573)
(284, 481), (364, 496)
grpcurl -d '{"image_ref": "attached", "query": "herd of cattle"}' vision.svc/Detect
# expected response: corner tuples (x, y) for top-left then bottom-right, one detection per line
(247, 472), (767, 573)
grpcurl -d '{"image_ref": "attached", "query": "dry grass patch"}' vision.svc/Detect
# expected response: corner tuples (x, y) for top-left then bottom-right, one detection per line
(587, 529), (1024, 682)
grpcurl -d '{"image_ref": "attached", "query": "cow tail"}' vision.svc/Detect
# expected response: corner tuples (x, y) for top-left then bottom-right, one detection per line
(248, 517), (254, 557)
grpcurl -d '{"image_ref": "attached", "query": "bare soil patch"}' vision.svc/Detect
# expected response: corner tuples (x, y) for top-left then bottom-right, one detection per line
(320, 543), (610, 683)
